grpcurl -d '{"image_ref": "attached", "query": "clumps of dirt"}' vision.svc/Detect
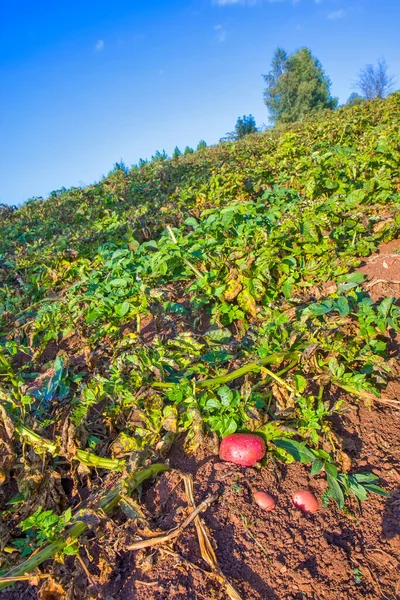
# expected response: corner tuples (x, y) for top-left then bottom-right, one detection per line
(359, 239), (400, 303)
(96, 401), (400, 600)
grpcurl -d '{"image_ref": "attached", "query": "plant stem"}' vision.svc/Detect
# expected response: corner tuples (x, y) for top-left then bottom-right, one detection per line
(195, 352), (299, 388)
(259, 366), (296, 393)
(251, 359), (298, 391)
(333, 381), (400, 408)
(0, 464), (169, 591)
(151, 352), (299, 390)
(15, 423), (124, 471)
(166, 226), (205, 279)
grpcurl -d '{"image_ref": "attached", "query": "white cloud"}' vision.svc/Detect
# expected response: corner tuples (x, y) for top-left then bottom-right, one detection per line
(214, 24), (228, 42)
(327, 9), (345, 19)
(94, 39), (104, 51)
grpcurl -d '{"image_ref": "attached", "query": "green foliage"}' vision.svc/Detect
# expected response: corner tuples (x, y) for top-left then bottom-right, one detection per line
(273, 439), (388, 509)
(0, 93), (399, 559)
(223, 115), (258, 142)
(235, 115), (258, 139)
(172, 146), (182, 159)
(264, 47), (338, 124)
(14, 507), (76, 557)
(151, 149), (169, 162)
(345, 93), (365, 107)
(196, 140), (208, 151)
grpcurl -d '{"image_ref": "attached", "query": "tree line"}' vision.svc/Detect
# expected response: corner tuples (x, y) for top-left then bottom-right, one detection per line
(230, 49), (396, 139)
(131, 48), (396, 166)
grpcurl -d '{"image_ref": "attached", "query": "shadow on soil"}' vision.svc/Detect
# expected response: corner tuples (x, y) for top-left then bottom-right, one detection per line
(382, 486), (400, 541)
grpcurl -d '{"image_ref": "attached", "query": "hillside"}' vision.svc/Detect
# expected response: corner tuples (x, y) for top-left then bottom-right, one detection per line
(0, 95), (400, 599)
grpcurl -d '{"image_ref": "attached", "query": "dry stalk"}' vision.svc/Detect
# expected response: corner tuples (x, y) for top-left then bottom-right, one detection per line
(182, 474), (243, 600)
(367, 253), (400, 264)
(365, 278), (400, 289)
(0, 574), (51, 584)
(127, 493), (217, 550)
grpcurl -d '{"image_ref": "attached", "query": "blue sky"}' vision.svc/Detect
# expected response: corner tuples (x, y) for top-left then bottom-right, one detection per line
(0, 0), (399, 206)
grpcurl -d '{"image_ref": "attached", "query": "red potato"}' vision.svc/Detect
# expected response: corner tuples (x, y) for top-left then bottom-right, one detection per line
(292, 490), (319, 513)
(219, 433), (266, 467)
(254, 491), (276, 511)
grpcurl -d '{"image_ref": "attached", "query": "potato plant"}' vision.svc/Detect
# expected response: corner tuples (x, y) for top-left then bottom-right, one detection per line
(0, 94), (399, 587)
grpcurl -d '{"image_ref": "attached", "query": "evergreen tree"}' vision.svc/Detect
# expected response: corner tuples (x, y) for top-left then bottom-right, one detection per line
(183, 146), (194, 155)
(263, 47), (337, 125)
(151, 149), (168, 162)
(172, 146), (182, 160)
(196, 140), (207, 151)
(234, 115), (258, 139)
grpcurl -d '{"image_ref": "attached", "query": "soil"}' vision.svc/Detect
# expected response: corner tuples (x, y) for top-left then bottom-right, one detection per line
(3, 412), (398, 599)
(98, 396), (399, 600)
(1, 244), (400, 600)
(359, 239), (400, 303)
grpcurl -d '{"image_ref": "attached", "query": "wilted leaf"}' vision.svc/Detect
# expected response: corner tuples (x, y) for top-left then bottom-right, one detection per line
(223, 279), (243, 301)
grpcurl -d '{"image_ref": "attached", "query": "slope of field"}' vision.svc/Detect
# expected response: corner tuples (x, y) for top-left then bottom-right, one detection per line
(0, 94), (400, 599)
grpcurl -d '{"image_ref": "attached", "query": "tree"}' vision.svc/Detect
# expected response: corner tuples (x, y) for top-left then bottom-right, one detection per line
(345, 92), (365, 107)
(263, 47), (337, 125)
(221, 115), (258, 142)
(196, 140), (207, 151)
(234, 115), (258, 139)
(356, 58), (395, 99)
(151, 149), (169, 162)
(172, 146), (182, 160)
(183, 146), (194, 155)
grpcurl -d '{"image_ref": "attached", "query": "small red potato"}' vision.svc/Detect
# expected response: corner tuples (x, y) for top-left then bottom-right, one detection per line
(254, 491), (276, 511)
(219, 433), (266, 467)
(292, 490), (319, 513)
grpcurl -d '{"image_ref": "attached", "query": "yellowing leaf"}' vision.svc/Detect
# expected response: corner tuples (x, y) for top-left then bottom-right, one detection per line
(223, 279), (243, 301)
(237, 289), (257, 318)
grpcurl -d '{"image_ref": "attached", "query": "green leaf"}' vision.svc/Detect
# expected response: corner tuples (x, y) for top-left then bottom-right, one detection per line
(334, 296), (350, 317)
(204, 398), (220, 410)
(204, 327), (232, 345)
(114, 302), (130, 317)
(163, 302), (189, 315)
(352, 472), (379, 484)
(222, 417), (238, 437)
(294, 374), (307, 393)
(310, 458), (324, 475)
(362, 483), (390, 497)
(110, 278), (130, 287)
(282, 278), (294, 299)
(63, 544), (79, 555)
(348, 480), (369, 501)
(273, 438), (317, 464)
(301, 221), (320, 243)
(378, 297), (393, 318)
(7, 493), (25, 506)
(326, 473), (345, 509)
(315, 449), (331, 461)
(184, 217), (199, 229)
(218, 385), (233, 407)
(86, 308), (103, 323)
(308, 300), (333, 316)
(88, 435), (101, 450)
(324, 462), (338, 479)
